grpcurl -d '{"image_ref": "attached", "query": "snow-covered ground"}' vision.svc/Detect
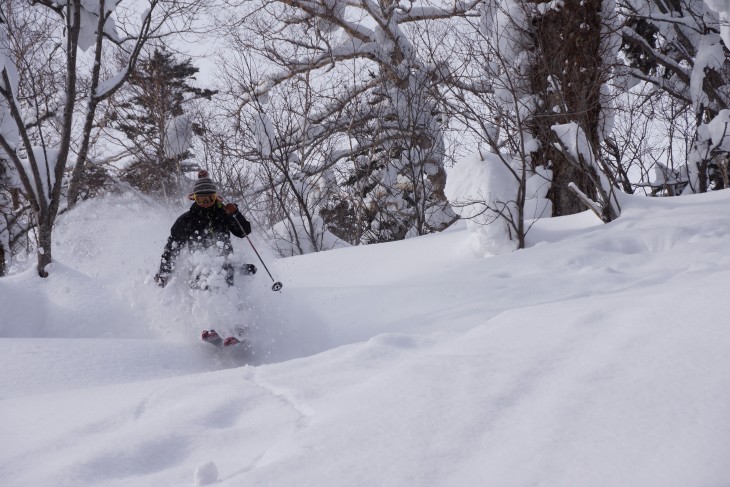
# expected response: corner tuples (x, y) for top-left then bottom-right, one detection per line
(2, 191), (730, 486)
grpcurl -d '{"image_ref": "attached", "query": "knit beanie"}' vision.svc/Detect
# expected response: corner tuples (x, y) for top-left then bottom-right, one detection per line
(192, 170), (217, 194)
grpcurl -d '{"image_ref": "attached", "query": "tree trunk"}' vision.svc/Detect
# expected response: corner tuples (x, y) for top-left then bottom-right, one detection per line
(529, 0), (605, 216)
(36, 218), (52, 277)
(0, 242), (6, 277)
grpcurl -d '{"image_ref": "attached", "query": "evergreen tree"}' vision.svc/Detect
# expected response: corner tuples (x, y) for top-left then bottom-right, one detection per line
(111, 49), (215, 197)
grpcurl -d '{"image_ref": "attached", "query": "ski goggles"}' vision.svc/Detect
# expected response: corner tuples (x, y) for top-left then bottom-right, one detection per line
(194, 193), (217, 205)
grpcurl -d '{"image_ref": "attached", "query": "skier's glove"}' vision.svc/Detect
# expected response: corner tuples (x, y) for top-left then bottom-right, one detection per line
(224, 203), (238, 215)
(154, 273), (168, 288)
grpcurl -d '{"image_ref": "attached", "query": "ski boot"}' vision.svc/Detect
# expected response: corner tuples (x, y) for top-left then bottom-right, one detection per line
(201, 329), (223, 346)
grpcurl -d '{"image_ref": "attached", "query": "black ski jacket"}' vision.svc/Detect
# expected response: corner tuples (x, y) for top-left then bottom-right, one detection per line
(157, 201), (251, 278)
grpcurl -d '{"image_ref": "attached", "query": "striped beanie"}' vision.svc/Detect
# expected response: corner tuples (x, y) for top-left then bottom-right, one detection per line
(192, 170), (217, 194)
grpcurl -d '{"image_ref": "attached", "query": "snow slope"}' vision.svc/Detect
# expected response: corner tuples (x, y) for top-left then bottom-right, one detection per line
(2, 191), (730, 486)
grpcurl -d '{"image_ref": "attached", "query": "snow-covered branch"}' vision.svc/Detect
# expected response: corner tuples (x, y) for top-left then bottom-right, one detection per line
(395, 0), (483, 23)
(238, 40), (380, 107)
(621, 26), (691, 84)
(93, 1), (158, 101)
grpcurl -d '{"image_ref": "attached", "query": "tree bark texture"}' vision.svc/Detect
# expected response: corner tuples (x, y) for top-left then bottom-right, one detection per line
(528, 0), (604, 216)
(0, 242), (5, 277)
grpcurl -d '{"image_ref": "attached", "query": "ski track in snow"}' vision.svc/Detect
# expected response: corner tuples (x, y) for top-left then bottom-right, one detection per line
(3, 191), (730, 485)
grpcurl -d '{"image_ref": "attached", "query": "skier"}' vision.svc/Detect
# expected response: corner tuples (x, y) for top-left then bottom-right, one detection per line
(154, 170), (254, 289)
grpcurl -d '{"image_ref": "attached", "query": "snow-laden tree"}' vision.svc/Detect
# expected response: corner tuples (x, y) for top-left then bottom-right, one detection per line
(205, 56), (352, 255)
(220, 0), (476, 247)
(622, 0), (730, 193)
(437, 4), (545, 251)
(0, 0), (201, 277)
(475, 0), (622, 221)
(0, 157), (33, 276)
(441, 0), (621, 254)
(1, 4), (32, 276)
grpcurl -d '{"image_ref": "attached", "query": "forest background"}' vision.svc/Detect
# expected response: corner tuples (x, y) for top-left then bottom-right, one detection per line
(3, 0), (730, 277)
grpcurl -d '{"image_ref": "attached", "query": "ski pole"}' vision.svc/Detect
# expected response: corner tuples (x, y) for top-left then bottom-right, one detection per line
(227, 204), (283, 292)
(244, 233), (283, 292)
